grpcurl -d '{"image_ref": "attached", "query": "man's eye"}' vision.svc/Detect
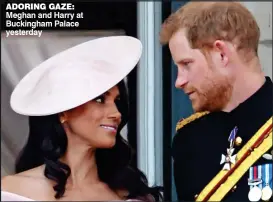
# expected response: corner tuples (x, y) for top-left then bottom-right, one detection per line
(183, 61), (190, 66)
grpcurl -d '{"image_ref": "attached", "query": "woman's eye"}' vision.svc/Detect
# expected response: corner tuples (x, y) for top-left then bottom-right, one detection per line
(95, 96), (104, 103)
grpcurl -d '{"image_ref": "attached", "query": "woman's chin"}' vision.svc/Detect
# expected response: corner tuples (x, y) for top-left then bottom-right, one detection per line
(98, 140), (116, 148)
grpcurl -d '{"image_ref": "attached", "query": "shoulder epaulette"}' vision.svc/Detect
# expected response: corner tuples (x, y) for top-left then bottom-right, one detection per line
(176, 111), (210, 132)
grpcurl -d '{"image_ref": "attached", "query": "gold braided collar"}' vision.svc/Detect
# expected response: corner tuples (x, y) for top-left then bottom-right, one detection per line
(176, 111), (210, 132)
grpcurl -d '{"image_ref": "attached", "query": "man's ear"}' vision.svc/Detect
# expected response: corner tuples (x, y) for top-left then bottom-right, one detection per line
(213, 40), (231, 67)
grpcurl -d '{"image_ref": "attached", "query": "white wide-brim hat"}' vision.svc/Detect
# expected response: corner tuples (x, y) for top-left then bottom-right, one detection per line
(10, 36), (142, 116)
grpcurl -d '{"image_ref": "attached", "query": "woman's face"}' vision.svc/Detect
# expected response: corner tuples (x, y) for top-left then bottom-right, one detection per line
(63, 85), (122, 148)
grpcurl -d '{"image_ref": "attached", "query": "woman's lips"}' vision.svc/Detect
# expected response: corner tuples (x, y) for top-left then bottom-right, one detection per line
(100, 124), (117, 133)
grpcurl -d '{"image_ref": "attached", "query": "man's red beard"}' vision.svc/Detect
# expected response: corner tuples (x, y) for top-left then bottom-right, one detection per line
(186, 73), (233, 112)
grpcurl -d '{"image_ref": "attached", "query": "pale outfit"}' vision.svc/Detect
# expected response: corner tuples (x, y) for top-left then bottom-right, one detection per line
(1, 191), (142, 201)
(1, 191), (34, 201)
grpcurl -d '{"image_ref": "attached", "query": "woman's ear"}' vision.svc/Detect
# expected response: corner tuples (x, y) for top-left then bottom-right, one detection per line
(59, 112), (68, 124)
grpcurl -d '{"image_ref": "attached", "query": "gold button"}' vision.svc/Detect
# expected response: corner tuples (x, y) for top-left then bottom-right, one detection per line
(232, 185), (237, 192)
(194, 194), (199, 199)
(235, 137), (242, 146)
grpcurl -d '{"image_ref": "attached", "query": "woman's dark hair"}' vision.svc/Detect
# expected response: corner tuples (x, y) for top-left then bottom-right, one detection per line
(15, 80), (163, 201)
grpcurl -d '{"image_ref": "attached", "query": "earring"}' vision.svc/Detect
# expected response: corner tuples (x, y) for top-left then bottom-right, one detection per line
(60, 117), (67, 124)
(60, 114), (67, 124)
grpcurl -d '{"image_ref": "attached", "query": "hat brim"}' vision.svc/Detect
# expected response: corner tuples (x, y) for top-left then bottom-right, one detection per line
(10, 36), (142, 116)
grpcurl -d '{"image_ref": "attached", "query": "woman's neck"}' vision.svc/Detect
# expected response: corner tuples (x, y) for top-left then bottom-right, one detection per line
(59, 140), (99, 188)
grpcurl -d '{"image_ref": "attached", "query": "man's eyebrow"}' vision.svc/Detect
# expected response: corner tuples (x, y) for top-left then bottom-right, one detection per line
(175, 58), (194, 65)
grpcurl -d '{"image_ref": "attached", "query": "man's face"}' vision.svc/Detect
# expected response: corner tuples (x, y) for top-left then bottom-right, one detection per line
(169, 29), (233, 112)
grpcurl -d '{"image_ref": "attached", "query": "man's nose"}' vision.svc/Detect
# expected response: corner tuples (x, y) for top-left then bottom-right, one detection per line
(175, 71), (188, 89)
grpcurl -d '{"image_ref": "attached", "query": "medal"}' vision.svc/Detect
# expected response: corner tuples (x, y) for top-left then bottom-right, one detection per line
(248, 166), (263, 201)
(220, 127), (238, 170)
(261, 185), (272, 201)
(220, 148), (237, 170)
(261, 164), (272, 201)
(248, 186), (262, 202)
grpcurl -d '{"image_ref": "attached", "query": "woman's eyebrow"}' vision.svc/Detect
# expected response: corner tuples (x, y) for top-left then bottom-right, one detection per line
(104, 91), (120, 99)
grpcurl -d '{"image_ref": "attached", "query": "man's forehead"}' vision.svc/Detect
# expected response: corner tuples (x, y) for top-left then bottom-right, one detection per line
(169, 28), (189, 47)
(169, 31), (195, 63)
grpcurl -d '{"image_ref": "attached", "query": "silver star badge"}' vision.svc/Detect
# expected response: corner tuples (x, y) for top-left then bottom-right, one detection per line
(220, 148), (237, 170)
